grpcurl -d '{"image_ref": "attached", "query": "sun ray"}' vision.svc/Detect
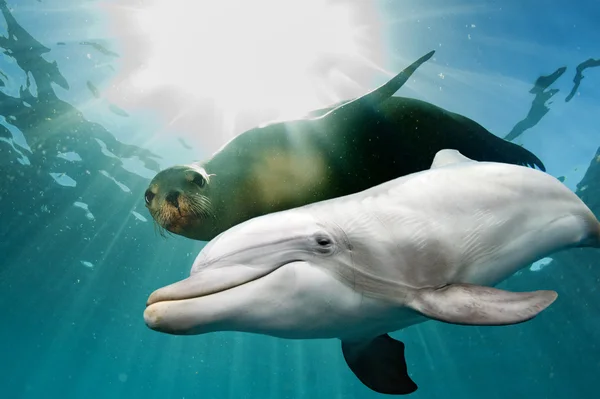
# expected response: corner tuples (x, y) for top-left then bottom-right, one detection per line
(109, 0), (383, 117)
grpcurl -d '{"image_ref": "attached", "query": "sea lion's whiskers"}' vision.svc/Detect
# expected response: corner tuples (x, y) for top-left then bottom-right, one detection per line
(151, 215), (168, 238)
(151, 206), (173, 238)
(187, 193), (215, 219)
(154, 220), (168, 238)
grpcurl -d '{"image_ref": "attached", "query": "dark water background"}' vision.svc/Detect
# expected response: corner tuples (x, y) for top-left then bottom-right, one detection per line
(1, 0), (599, 398)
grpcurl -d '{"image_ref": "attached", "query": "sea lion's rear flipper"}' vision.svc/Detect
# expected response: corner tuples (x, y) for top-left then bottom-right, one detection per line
(494, 138), (547, 171)
(430, 149), (475, 169)
(341, 334), (418, 395)
(317, 50), (435, 120)
(408, 283), (558, 326)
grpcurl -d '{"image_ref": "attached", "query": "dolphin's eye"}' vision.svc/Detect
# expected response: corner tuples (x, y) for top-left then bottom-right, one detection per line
(314, 234), (334, 254)
(315, 236), (332, 247)
(144, 190), (155, 205)
(191, 173), (206, 188)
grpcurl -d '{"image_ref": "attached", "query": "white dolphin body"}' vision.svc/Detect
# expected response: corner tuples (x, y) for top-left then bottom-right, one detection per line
(144, 149), (600, 395)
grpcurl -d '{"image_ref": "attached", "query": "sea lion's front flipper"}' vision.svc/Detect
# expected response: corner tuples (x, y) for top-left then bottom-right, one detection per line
(341, 334), (418, 395)
(430, 149), (475, 169)
(318, 50), (435, 120)
(408, 283), (558, 326)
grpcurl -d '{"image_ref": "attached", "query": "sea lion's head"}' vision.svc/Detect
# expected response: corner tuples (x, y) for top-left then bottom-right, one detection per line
(145, 164), (215, 240)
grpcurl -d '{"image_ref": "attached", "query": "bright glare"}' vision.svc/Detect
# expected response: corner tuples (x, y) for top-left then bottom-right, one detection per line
(131, 0), (363, 116)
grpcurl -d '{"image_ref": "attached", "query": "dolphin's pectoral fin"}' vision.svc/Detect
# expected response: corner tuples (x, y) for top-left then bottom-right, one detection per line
(430, 149), (475, 169)
(341, 334), (418, 395)
(408, 283), (558, 326)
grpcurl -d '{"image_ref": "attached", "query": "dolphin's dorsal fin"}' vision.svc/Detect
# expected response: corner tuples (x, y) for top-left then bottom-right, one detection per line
(430, 149), (474, 169)
(314, 50), (435, 121)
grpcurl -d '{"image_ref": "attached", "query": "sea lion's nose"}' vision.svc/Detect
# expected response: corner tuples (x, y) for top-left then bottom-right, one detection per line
(165, 191), (180, 208)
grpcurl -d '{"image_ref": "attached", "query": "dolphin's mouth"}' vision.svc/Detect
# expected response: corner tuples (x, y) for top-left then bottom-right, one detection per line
(145, 261), (298, 307)
(143, 263), (299, 335)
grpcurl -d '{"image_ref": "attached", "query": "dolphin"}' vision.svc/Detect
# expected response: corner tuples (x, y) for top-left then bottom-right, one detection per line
(144, 149), (600, 395)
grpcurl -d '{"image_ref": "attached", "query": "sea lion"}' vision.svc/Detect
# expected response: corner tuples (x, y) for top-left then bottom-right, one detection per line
(144, 149), (599, 395)
(144, 50), (545, 241)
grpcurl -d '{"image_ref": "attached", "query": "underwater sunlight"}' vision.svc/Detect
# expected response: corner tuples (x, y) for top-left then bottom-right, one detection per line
(127, 0), (370, 117)
(2, 0), (600, 398)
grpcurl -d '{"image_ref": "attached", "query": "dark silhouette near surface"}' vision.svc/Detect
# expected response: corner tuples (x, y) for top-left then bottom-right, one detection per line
(504, 67), (566, 142)
(178, 137), (193, 150)
(565, 58), (600, 102)
(109, 103), (130, 117)
(505, 55), (599, 142)
(87, 81), (101, 98)
(0, 0), (160, 262)
(80, 40), (121, 58)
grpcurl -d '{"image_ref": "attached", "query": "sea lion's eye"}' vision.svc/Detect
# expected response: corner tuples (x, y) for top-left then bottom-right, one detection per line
(144, 190), (155, 205)
(192, 173), (206, 188)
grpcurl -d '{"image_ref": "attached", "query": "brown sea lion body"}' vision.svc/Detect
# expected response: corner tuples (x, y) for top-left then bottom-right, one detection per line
(144, 51), (544, 241)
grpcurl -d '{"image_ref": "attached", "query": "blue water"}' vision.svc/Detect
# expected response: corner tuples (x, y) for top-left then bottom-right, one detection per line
(1, 0), (599, 398)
